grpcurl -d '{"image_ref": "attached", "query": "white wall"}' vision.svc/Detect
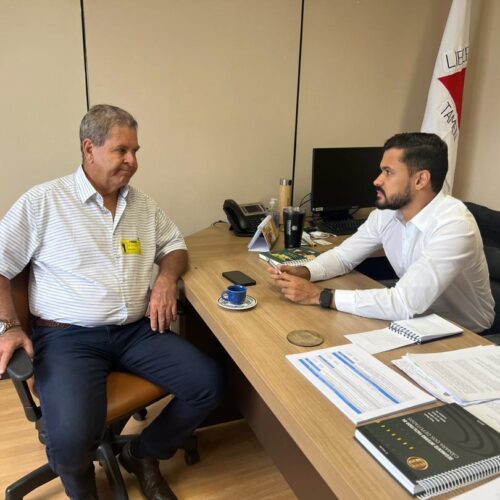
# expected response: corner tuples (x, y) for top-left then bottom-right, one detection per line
(454, 0), (500, 209)
(2, 0), (498, 236)
(84, 0), (301, 235)
(293, 0), (452, 204)
(0, 0), (87, 214)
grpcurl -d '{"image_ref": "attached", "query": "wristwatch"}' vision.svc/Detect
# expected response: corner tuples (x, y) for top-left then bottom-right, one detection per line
(0, 319), (21, 336)
(319, 288), (333, 309)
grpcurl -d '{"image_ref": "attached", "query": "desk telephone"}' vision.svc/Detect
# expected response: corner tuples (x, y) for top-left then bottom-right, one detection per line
(223, 199), (267, 236)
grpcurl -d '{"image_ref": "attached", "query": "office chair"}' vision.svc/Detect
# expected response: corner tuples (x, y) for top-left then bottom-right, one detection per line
(465, 202), (500, 342)
(4, 267), (199, 500)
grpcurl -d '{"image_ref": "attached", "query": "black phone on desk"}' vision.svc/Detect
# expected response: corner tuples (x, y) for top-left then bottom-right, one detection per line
(223, 199), (267, 236)
(222, 271), (256, 286)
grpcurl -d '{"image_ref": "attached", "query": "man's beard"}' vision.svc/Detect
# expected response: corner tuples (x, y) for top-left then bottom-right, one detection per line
(375, 186), (412, 210)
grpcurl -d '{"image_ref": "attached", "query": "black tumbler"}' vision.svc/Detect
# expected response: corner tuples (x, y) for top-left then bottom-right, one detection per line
(283, 207), (305, 248)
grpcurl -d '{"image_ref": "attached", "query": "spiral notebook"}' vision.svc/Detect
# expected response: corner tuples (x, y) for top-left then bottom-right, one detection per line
(345, 314), (463, 354)
(355, 404), (500, 498)
(258, 246), (320, 266)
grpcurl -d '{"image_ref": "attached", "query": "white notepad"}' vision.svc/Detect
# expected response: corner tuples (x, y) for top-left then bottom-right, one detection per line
(346, 314), (463, 354)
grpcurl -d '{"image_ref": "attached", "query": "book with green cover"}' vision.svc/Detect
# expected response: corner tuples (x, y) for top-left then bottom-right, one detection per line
(259, 246), (320, 267)
(355, 403), (500, 497)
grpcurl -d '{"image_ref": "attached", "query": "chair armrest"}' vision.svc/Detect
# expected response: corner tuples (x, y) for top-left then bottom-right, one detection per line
(6, 348), (34, 381)
(5, 348), (40, 422)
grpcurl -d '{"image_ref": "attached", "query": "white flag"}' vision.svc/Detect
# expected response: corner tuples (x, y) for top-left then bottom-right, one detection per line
(421, 0), (470, 195)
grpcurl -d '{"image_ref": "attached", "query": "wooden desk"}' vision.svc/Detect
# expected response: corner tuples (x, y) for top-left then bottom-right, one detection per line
(182, 224), (491, 499)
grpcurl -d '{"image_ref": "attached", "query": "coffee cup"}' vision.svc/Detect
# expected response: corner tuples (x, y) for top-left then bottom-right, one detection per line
(221, 284), (247, 305)
(283, 207), (305, 248)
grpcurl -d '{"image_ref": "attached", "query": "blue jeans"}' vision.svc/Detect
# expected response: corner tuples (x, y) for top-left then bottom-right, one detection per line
(32, 318), (224, 499)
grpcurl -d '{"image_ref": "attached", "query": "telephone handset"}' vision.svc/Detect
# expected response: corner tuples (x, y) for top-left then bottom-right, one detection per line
(223, 199), (267, 236)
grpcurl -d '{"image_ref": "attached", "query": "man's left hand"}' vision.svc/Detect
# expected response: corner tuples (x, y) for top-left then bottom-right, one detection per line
(147, 275), (178, 333)
(271, 271), (322, 305)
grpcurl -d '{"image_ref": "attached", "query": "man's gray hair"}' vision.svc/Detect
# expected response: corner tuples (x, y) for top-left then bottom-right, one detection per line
(79, 104), (137, 151)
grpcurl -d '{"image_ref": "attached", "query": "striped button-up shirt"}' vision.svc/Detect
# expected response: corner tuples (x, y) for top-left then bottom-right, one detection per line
(0, 166), (187, 326)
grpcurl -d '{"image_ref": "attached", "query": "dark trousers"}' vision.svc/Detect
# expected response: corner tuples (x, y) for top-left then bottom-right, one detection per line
(32, 318), (224, 499)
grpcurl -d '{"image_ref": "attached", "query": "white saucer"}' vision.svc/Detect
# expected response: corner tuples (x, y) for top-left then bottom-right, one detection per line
(217, 295), (257, 311)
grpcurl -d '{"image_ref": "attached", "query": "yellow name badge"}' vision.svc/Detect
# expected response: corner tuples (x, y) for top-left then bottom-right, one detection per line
(121, 239), (142, 255)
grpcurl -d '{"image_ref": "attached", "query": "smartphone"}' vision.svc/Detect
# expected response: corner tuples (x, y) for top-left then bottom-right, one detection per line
(222, 271), (256, 286)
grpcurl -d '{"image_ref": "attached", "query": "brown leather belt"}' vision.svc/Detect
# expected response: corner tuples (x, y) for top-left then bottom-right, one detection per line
(35, 318), (72, 328)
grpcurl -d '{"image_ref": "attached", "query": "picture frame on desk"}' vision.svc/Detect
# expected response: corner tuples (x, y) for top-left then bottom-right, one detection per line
(247, 214), (279, 252)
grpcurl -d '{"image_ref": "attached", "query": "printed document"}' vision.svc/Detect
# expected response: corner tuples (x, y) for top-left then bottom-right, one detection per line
(392, 357), (455, 404)
(346, 328), (414, 354)
(452, 475), (500, 499)
(393, 345), (500, 405)
(287, 344), (434, 424)
(465, 400), (500, 434)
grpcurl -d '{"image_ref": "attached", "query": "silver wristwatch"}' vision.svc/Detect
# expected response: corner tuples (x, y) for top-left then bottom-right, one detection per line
(0, 319), (21, 335)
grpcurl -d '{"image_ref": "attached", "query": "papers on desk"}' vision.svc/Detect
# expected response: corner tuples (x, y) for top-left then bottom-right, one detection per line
(287, 344), (434, 424)
(345, 314), (462, 354)
(466, 400), (500, 434)
(392, 345), (500, 406)
(452, 475), (500, 499)
(346, 328), (415, 354)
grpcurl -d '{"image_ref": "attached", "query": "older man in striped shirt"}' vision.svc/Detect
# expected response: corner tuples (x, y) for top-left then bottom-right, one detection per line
(0, 104), (224, 500)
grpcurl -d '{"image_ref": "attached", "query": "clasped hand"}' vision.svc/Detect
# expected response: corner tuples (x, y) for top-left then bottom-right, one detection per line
(267, 265), (321, 305)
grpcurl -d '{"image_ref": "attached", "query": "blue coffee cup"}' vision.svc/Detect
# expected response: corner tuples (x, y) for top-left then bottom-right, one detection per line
(221, 284), (247, 305)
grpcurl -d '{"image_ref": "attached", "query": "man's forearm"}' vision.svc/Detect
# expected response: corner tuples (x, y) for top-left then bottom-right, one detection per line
(157, 250), (188, 282)
(0, 274), (19, 320)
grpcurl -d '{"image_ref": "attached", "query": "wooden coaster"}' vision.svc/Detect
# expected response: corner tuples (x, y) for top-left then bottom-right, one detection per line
(287, 329), (324, 347)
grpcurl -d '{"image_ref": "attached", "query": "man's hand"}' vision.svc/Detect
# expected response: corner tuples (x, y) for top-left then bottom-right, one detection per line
(147, 275), (178, 333)
(0, 327), (34, 377)
(267, 264), (311, 280)
(268, 265), (322, 305)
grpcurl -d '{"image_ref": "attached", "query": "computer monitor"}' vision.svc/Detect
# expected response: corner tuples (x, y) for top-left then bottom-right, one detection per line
(311, 147), (383, 220)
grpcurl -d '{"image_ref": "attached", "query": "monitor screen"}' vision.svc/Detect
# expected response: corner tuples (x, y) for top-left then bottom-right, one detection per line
(311, 147), (383, 215)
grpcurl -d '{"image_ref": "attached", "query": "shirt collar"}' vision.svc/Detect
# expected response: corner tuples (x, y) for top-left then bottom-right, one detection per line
(407, 191), (446, 232)
(74, 165), (130, 203)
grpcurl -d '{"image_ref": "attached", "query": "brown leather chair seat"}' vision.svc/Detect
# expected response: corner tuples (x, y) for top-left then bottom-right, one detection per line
(106, 372), (167, 423)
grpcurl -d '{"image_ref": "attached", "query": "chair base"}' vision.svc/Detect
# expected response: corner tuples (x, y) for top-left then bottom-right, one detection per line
(4, 444), (129, 500)
(5, 463), (57, 500)
(5, 433), (199, 499)
(97, 442), (129, 500)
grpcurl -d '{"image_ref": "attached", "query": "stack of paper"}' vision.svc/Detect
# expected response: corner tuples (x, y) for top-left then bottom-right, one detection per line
(287, 344), (434, 424)
(466, 400), (500, 433)
(393, 345), (500, 406)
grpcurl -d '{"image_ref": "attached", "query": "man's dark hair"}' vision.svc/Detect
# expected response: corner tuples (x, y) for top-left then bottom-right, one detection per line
(383, 133), (448, 193)
(79, 104), (137, 155)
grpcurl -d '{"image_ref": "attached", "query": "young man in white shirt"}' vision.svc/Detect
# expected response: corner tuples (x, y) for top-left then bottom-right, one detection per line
(269, 133), (494, 333)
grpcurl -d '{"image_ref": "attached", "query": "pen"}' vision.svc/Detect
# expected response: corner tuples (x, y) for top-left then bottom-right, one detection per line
(269, 259), (282, 274)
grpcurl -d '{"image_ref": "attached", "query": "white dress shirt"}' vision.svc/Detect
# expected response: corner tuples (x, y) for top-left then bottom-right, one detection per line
(306, 193), (494, 332)
(0, 166), (187, 326)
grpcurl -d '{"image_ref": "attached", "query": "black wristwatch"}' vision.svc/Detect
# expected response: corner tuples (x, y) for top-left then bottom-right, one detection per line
(319, 288), (333, 309)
